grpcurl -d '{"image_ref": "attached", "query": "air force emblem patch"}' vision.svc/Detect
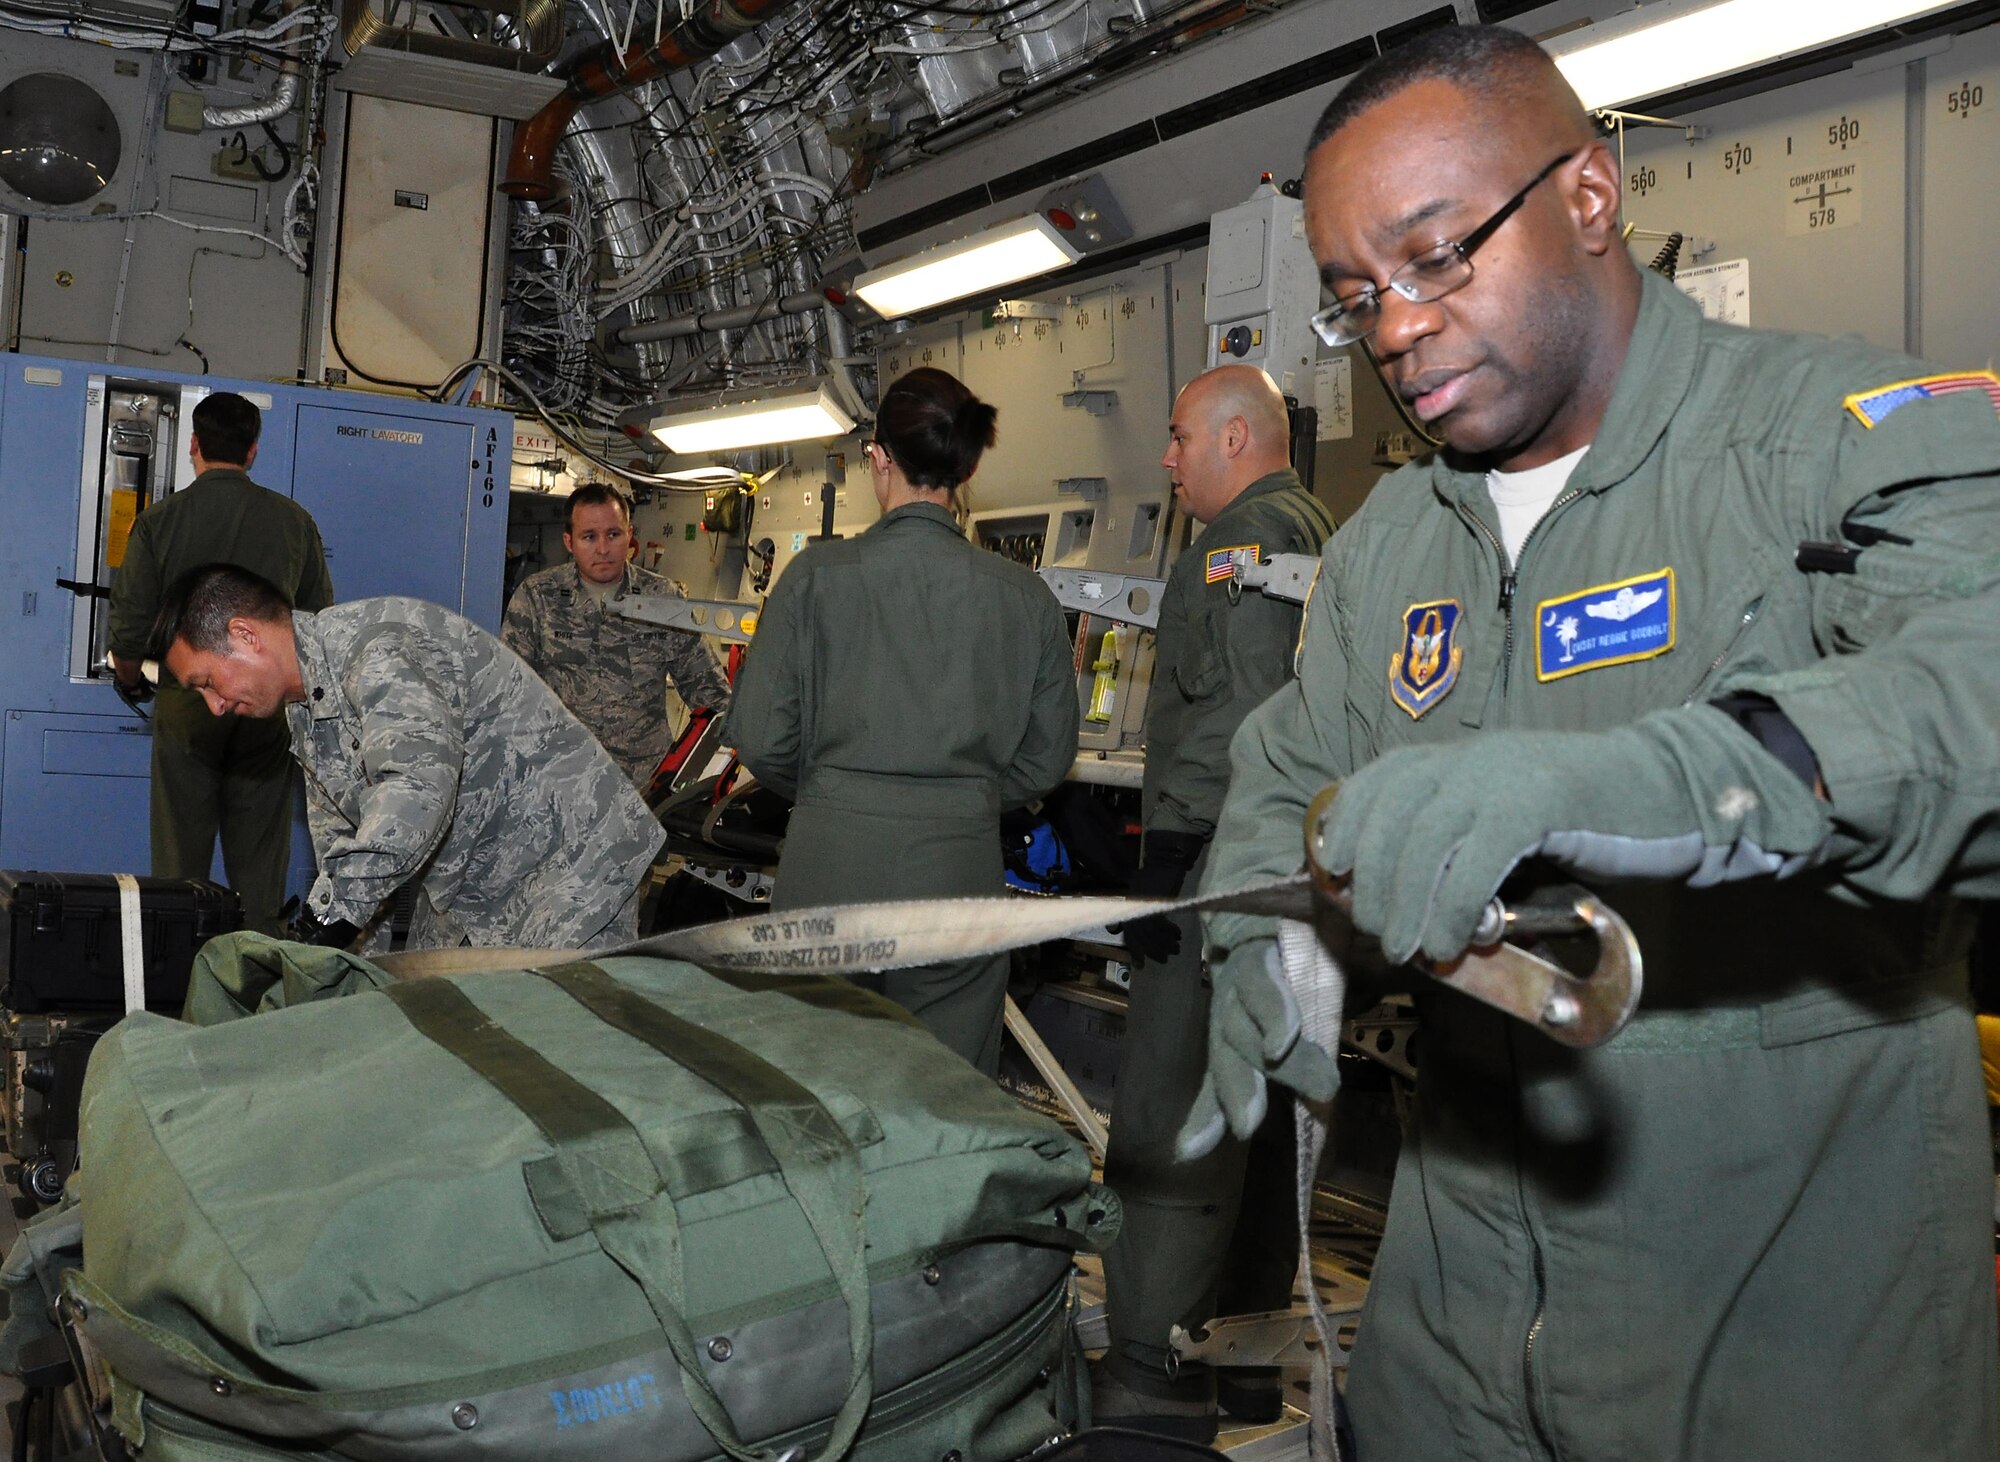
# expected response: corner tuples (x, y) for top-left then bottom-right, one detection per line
(1388, 599), (1463, 719)
(1536, 568), (1676, 681)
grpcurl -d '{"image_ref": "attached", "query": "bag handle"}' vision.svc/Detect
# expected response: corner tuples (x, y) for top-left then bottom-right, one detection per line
(383, 969), (872, 1462)
(531, 961), (872, 1460)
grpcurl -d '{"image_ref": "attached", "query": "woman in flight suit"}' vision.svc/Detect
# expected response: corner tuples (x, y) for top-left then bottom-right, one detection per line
(727, 368), (1079, 1072)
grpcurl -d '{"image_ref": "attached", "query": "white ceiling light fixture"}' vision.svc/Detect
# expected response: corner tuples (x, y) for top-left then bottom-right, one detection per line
(650, 383), (856, 455)
(1549, 0), (1965, 111)
(853, 213), (1084, 320)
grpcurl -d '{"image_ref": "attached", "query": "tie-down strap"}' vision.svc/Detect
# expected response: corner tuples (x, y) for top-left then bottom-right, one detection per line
(613, 873), (1643, 1050)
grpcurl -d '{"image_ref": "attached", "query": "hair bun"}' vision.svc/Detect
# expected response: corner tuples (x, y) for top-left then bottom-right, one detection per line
(875, 368), (997, 490)
(952, 396), (999, 451)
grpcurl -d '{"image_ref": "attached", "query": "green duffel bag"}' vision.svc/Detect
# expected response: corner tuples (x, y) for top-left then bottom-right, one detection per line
(28, 934), (1118, 1460)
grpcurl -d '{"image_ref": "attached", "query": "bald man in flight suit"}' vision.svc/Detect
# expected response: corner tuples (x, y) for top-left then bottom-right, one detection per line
(1095, 364), (1336, 1438)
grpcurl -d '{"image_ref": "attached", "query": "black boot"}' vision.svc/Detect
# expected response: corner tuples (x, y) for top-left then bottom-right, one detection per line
(1087, 1356), (1219, 1444)
(1215, 1366), (1285, 1424)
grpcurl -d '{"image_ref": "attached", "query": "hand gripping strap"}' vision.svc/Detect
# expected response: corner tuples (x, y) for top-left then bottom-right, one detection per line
(381, 970), (872, 1462)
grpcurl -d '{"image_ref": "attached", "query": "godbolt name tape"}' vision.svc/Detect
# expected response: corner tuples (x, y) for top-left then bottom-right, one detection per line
(1536, 568), (1676, 682)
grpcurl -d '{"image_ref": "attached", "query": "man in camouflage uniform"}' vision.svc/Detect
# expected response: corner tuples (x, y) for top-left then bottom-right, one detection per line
(504, 483), (731, 788)
(153, 565), (664, 951)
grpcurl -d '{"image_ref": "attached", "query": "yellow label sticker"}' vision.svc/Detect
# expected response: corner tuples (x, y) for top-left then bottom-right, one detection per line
(105, 489), (138, 569)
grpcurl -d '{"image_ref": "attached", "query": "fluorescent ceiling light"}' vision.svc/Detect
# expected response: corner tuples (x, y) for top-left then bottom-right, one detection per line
(853, 214), (1083, 319)
(1550, 0), (1961, 110)
(650, 383), (855, 454)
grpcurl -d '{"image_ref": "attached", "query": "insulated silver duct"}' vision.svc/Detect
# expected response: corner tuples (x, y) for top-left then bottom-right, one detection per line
(202, 71), (298, 129)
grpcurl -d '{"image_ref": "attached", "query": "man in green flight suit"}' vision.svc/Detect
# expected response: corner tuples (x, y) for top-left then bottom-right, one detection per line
(108, 392), (333, 935)
(1094, 364), (1336, 1438)
(1186, 25), (1998, 1460)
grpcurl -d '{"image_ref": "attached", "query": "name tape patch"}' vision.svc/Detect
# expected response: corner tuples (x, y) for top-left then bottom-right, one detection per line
(1205, 543), (1259, 584)
(1843, 370), (2000, 428)
(1388, 598), (1464, 719)
(1536, 569), (1675, 682)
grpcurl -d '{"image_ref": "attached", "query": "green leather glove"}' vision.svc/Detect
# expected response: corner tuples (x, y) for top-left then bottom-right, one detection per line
(1316, 706), (1834, 966)
(1177, 938), (1339, 1160)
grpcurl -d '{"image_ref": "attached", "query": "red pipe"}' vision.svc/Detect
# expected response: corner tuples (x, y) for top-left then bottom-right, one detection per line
(502, 0), (803, 201)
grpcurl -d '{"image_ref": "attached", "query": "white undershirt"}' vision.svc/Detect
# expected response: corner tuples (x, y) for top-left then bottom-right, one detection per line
(1487, 445), (1589, 564)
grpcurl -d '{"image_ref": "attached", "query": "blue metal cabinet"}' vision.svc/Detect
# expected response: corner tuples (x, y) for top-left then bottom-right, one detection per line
(289, 402), (508, 624)
(0, 712), (152, 870)
(0, 353), (511, 880)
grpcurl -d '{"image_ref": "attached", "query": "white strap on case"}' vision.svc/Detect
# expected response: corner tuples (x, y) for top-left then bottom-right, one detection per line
(112, 873), (145, 1015)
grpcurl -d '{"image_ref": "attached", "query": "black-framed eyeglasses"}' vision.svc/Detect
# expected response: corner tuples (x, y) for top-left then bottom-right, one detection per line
(1309, 149), (1582, 348)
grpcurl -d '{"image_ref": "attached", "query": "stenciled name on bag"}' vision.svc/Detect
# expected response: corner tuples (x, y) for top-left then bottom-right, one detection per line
(551, 1373), (664, 1430)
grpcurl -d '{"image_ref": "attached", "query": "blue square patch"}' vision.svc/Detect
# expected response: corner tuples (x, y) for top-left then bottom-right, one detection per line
(1535, 569), (1676, 682)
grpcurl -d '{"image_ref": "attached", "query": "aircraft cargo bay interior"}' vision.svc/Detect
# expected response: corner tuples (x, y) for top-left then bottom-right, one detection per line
(2, 1), (1999, 1458)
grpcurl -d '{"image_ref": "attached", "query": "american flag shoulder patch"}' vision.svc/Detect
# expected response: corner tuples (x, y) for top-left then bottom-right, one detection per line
(1843, 370), (2000, 428)
(1205, 544), (1259, 583)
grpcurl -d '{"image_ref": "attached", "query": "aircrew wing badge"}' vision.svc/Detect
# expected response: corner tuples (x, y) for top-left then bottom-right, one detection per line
(1388, 599), (1463, 719)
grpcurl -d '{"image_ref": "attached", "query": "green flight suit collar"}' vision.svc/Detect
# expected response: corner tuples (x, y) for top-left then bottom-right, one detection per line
(1212, 467), (1304, 518)
(1435, 268), (1703, 513)
(291, 611), (342, 723)
(1191, 468), (1307, 553)
(869, 500), (963, 536)
(189, 465), (257, 489)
